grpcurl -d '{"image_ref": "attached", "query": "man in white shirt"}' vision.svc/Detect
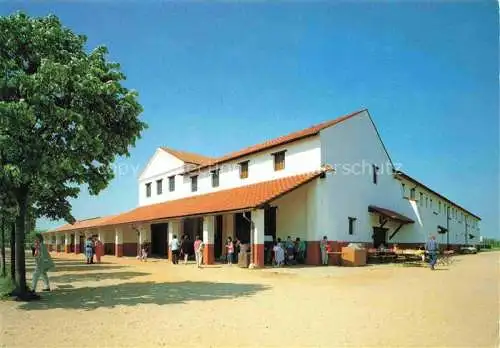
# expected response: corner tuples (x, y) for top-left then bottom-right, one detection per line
(169, 235), (180, 264)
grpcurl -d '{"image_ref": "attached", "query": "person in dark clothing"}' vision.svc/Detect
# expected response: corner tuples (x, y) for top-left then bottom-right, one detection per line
(180, 234), (191, 265)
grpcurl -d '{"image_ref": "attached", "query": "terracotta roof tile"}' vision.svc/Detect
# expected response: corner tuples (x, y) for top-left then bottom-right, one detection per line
(160, 147), (215, 166)
(106, 171), (324, 226)
(51, 215), (118, 232)
(187, 109), (366, 172)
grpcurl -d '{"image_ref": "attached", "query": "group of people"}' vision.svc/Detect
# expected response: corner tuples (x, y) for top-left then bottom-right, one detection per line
(271, 236), (307, 267)
(84, 236), (104, 264)
(169, 234), (205, 268)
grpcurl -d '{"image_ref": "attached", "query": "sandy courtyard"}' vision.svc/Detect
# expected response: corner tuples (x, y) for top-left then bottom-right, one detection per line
(1, 251), (498, 348)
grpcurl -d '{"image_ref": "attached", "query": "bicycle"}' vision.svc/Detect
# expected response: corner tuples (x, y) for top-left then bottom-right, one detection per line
(436, 250), (455, 267)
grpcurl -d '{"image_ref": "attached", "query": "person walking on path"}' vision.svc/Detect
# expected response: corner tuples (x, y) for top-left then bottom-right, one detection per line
(180, 235), (191, 265)
(194, 235), (204, 268)
(320, 236), (329, 265)
(426, 235), (439, 270)
(31, 233), (55, 293)
(169, 235), (180, 264)
(84, 237), (94, 264)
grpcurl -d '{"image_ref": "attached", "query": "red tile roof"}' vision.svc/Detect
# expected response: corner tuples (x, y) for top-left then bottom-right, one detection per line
(51, 215), (118, 232)
(393, 171), (481, 220)
(105, 171), (325, 226)
(160, 147), (215, 166)
(185, 109), (366, 172)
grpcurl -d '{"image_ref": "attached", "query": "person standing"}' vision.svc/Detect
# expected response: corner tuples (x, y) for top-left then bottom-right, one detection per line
(169, 235), (180, 264)
(84, 237), (94, 264)
(426, 235), (439, 270)
(31, 233), (55, 293)
(94, 237), (104, 263)
(320, 236), (329, 265)
(194, 235), (204, 268)
(296, 237), (306, 264)
(225, 237), (234, 265)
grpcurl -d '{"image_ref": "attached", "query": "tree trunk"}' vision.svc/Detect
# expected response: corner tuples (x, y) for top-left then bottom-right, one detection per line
(1, 216), (6, 277)
(14, 192), (28, 296)
(10, 221), (15, 280)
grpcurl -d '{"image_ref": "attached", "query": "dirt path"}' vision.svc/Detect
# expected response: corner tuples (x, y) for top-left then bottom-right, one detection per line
(1, 251), (498, 347)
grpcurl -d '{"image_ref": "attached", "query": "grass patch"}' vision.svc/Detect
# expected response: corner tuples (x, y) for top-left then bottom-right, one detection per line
(0, 276), (16, 299)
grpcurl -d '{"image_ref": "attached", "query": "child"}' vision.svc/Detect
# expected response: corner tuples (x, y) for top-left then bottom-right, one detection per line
(273, 241), (285, 267)
(225, 237), (234, 265)
(141, 241), (149, 262)
(320, 236), (329, 265)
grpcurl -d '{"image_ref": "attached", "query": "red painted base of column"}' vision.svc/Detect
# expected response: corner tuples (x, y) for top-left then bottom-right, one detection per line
(123, 243), (138, 257)
(203, 244), (214, 265)
(64, 245), (70, 253)
(74, 244), (80, 254)
(252, 244), (264, 267)
(306, 241), (320, 265)
(116, 244), (123, 257)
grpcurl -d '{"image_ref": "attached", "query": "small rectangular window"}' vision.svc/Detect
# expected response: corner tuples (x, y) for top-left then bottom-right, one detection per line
(372, 165), (379, 184)
(145, 182), (151, 197)
(430, 199), (433, 209)
(401, 183), (406, 197)
(419, 192), (423, 206)
(211, 169), (220, 188)
(438, 201), (441, 213)
(239, 161), (249, 179)
(191, 175), (198, 192)
(168, 176), (175, 192)
(156, 179), (163, 195)
(425, 196), (428, 208)
(410, 188), (416, 200)
(273, 151), (286, 171)
(348, 217), (356, 235)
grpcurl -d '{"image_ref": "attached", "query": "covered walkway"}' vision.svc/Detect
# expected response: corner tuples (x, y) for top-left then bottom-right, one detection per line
(45, 171), (326, 267)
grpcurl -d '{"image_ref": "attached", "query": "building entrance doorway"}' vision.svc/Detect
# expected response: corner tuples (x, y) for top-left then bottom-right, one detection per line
(151, 223), (168, 257)
(214, 215), (223, 260)
(372, 227), (388, 248)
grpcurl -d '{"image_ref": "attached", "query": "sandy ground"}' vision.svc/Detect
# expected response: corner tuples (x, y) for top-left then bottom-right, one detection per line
(0, 251), (498, 348)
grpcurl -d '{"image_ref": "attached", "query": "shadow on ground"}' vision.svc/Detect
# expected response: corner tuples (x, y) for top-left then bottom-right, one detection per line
(19, 281), (269, 311)
(48, 271), (150, 284)
(39, 265), (126, 273)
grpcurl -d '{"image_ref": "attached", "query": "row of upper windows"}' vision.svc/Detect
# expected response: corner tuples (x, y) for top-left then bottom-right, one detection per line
(144, 150), (286, 197)
(400, 182), (478, 227)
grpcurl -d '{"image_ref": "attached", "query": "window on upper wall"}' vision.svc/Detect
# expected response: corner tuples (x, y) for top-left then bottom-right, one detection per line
(372, 165), (379, 184)
(438, 201), (442, 213)
(273, 151), (286, 171)
(348, 217), (357, 235)
(145, 182), (151, 197)
(191, 175), (198, 192)
(430, 199), (433, 210)
(168, 176), (175, 192)
(401, 183), (406, 197)
(410, 188), (416, 200)
(419, 192), (424, 206)
(239, 161), (249, 179)
(425, 196), (428, 208)
(156, 179), (163, 195)
(211, 169), (220, 188)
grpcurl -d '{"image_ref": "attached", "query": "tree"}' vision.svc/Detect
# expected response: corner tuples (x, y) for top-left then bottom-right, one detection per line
(0, 12), (146, 300)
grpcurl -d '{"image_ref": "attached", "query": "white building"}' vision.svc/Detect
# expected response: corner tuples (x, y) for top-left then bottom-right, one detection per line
(47, 109), (481, 266)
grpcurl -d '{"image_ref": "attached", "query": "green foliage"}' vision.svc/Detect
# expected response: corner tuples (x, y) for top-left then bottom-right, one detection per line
(0, 11), (146, 222)
(0, 275), (15, 299)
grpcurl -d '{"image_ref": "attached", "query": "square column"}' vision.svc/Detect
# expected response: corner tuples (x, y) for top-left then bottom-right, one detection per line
(74, 231), (81, 254)
(168, 220), (181, 260)
(202, 216), (215, 265)
(252, 209), (265, 268)
(115, 228), (123, 257)
(55, 234), (62, 252)
(64, 233), (71, 253)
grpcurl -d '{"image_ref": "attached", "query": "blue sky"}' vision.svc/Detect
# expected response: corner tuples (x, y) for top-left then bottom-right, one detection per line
(2, 2), (498, 237)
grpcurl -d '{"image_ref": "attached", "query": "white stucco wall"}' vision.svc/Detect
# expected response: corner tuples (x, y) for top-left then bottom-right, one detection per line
(319, 110), (480, 246)
(138, 149), (186, 206)
(139, 136), (322, 205)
